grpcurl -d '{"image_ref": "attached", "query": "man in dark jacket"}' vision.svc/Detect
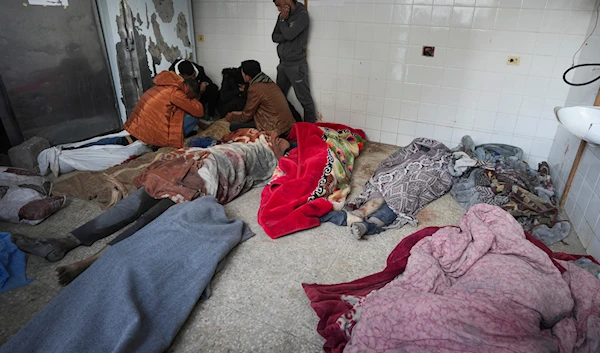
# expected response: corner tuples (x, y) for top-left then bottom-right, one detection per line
(169, 59), (219, 119)
(272, 0), (316, 123)
(217, 67), (247, 117)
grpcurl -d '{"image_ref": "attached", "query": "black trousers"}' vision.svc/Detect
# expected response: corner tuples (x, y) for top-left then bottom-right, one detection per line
(70, 187), (175, 247)
(277, 61), (316, 123)
(229, 120), (256, 131)
(200, 83), (219, 117)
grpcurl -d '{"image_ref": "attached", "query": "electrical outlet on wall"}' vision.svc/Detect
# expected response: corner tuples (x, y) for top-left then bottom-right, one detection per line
(507, 56), (520, 66)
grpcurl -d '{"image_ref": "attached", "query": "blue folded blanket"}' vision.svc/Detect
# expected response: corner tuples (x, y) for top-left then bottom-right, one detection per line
(0, 232), (31, 293)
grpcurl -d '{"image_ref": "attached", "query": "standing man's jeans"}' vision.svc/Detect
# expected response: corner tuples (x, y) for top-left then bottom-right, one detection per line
(183, 113), (199, 137)
(277, 61), (316, 123)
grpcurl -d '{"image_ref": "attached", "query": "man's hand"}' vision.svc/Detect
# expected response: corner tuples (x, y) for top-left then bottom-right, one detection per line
(279, 5), (290, 20)
(225, 111), (242, 122)
(238, 84), (246, 92)
(200, 82), (208, 94)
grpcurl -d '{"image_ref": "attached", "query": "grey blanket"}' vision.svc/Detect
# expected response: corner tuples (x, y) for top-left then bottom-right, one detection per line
(348, 138), (454, 227)
(1, 196), (253, 353)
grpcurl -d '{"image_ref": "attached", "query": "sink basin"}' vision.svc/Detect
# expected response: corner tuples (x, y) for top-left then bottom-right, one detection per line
(554, 106), (600, 145)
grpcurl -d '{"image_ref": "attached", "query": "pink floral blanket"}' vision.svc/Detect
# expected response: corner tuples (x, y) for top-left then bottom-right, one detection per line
(345, 204), (600, 353)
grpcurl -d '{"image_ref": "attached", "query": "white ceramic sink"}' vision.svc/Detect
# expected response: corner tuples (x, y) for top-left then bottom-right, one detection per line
(554, 106), (600, 145)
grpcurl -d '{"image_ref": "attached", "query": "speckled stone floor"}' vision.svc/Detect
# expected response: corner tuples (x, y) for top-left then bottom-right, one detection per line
(0, 142), (586, 352)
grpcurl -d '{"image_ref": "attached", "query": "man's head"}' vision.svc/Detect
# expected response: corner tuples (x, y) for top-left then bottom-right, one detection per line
(240, 60), (261, 83)
(183, 78), (200, 99)
(273, 0), (295, 12)
(174, 60), (198, 79)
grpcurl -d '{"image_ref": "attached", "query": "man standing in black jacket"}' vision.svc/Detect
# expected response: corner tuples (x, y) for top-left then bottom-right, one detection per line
(272, 0), (316, 123)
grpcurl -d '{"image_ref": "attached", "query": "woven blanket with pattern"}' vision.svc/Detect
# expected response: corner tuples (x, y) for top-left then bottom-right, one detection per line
(348, 138), (455, 228)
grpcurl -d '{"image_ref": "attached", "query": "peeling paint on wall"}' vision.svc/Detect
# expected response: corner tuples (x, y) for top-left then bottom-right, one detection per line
(97, 0), (195, 121)
(148, 13), (181, 64)
(115, 5), (142, 116)
(176, 12), (191, 48)
(152, 0), (174, 23)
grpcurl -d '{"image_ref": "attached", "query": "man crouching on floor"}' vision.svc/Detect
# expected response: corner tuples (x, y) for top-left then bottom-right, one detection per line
(124, 70), (204, 149)
(225, 60), (296, 138)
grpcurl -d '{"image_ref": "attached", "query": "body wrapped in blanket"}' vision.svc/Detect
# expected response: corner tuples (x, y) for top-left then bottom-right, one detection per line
(304, 204), (600, 353)
(1, 197), (254, 353)
(258, 122), (366, 238)
(12, 131), (288, 284)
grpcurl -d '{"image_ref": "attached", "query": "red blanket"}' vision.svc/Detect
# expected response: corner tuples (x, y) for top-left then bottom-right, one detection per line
(258, 122), (365, 239)
(303, 225), (598, 353)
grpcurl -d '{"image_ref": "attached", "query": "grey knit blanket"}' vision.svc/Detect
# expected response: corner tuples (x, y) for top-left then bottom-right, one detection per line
(348, 138), (454, 227)
(1, 196), (253, 353)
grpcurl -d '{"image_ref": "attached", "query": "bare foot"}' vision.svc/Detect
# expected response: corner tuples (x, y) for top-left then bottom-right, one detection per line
(55, 246), (108, 286)
(56, 264), (86, 286)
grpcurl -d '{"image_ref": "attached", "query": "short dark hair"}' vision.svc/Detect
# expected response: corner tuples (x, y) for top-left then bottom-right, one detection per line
(273, 0), (297, 3)
(175, 60), (195, 77)
(241, 60), (261, 79)
(184, 78), (200, 95)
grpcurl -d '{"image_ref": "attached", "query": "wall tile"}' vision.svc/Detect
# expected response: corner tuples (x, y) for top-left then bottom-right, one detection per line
(565, 11), (594, 35)
(521, 0), (549, 9)
(577, 219), (596, 249)
(494, 113), (517, 134)
(381, 131), (398, 144)
(393, 5), (413, 25)
(374, 4), (394, 24)
(494, 8), (520, 30)
(518, 9), (544, 31)
(412, 5), (433, 25)
(536, 120), (559, 139)
(586, 235), (600, 262)
(431, 6), (453, 26)
(585, 195), (600, 231)
(452, 6), (476, 27)
(476, 0), (500, 6)
(397, 134), (414, 146)
(472, 7), (498, 29)
(356, 3), (375, 23)
(540, 10), (569, 33)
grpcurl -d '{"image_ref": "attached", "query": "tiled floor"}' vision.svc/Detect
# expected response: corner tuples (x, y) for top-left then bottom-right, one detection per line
(0, 142), (586, 352)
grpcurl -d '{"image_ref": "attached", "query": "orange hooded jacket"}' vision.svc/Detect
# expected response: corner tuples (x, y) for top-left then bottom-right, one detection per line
(124, 71), (204, 148)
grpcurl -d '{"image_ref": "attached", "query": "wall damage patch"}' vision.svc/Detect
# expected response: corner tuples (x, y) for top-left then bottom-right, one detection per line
(176, 12), (191, 48)
(148, 13), (181, 65)
(152, 0), (174, 23)
(145, 3), (149, 29)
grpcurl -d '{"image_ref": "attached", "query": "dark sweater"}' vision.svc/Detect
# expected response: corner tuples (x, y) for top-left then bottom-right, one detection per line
(271, 2), (309, 64)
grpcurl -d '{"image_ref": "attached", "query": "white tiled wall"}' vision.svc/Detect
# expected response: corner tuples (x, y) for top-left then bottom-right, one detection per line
(192, 0), (598, 165)
(547, 0), (600, 260)
(192, 1), (285, 100)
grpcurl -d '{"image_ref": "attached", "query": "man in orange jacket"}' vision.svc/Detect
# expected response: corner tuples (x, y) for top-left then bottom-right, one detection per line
(124, 70), (204, 148)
